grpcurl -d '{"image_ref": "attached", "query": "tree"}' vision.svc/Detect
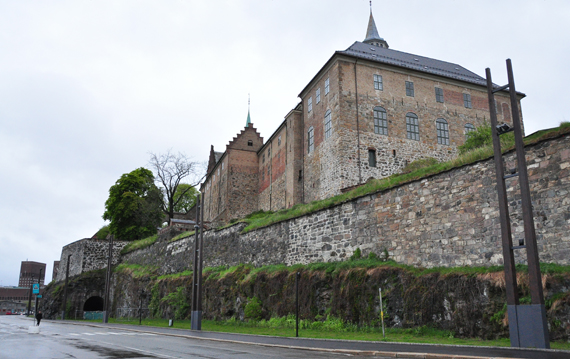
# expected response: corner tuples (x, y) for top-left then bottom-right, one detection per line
(103, 167), (163, 241)
(173, 183), (198, 214)
(148, 150), (205, 222)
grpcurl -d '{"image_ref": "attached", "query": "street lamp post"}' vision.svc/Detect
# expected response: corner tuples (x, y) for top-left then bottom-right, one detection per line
(27, 274), (34, 316)
(34, 268), (43, 321)
(61, 254), (71, 320)
(139, 289), (146, 325)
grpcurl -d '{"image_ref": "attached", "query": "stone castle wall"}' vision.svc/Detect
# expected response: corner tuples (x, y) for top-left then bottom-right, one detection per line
(55, 238), (129, 282)
(120, 133), (570, 273)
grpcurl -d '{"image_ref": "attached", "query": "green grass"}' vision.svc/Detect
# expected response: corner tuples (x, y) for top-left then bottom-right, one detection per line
(156, 270), (193, 281)
(80, 317), (570, 350)
(233, 123), (570, 233)
(114, 263), (159, 278)
(121, 235), (159, 254)
(169, 231), (195, 243)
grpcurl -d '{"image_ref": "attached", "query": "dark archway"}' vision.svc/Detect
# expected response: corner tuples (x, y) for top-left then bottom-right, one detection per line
(83, 296), (104, 311)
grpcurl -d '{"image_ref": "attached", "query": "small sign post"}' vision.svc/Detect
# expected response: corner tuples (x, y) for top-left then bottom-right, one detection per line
(379, 287), (385, 339)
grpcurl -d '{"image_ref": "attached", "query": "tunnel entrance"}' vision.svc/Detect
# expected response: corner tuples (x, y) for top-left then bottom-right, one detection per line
(83, 296), (104, 312)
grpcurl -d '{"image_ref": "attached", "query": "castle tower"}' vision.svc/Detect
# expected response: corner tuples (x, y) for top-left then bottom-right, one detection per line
(363, 8), (389, 48)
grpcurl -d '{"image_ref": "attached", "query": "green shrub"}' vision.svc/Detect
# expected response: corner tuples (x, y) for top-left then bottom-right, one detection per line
(401, 157), (438, 174)
(160, 286), (189, 320)
(244, 297), (263, 321)
(95, 225), (110, 240)
(350, 247), (362, 261)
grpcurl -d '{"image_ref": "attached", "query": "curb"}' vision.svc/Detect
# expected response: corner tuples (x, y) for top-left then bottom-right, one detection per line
(38, 319), (526, 359)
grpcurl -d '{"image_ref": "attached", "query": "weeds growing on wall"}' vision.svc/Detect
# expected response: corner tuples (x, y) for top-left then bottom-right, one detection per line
(120, 235), (159, 254)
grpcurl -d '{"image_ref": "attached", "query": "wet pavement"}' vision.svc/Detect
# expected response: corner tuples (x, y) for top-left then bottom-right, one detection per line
(0, 315), (378, 358)
(1, 315), (570, 358)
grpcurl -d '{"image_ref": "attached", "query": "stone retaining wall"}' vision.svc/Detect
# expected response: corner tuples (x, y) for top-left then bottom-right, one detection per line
(123, 132), (570, 272)
(55, 238), (129, 282)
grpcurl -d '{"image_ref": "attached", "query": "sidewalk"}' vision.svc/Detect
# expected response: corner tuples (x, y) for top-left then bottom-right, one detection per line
(45, 319), (570, 359)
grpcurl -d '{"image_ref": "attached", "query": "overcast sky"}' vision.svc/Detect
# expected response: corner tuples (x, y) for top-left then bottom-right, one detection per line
(1, 1), (569, 286)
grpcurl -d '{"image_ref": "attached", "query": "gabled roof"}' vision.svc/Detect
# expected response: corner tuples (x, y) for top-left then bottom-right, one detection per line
(340, 41), (488, 86)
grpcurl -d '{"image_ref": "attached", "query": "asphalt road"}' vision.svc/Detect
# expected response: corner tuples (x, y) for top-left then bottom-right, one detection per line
(0, 315), (380, 359)
(1, 315), (569, 359)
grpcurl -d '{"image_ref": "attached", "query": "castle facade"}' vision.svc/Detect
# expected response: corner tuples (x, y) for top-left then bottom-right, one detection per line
(201, 11), (522, 225)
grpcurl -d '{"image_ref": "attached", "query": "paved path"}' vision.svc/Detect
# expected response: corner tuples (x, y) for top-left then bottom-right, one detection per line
(39, 318), (570, 359)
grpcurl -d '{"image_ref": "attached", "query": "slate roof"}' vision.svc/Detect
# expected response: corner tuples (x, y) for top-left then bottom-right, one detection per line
(214, 151), (224, 164)
(339, 41), (488, 87)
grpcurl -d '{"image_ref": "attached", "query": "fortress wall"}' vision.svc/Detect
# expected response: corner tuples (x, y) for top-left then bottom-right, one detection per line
(55, 238), (128, 282)
(122, 133), (570, 272)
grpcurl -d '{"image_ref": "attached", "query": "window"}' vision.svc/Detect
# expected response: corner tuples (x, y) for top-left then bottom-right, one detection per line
(436, 119), (449, 145)
(406, 113), (420, 141)
(373, 106), (387, 135)
(308, 97), (313, 113)
(222, 161), (224, 170)
(316, 88), (321, 104)
(374, 74), (383, 90)
(324, 110), (332, 139)
(465, 123), (475, 135)
(463, 93), (472, 108)
(307, 127), (314, 153)
(278, 136), (281, 146)
(262, 153), (265, 163)
(405, 81), (414, 97)
(268, 148), (270, 157)
(368, 149), (377, 167)
(325, 77), (330, 94)
(435, 87), (444, 103)
(247, 140), (253, 146)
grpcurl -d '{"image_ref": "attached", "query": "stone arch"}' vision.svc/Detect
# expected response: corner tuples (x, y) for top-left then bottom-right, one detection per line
(83, 296), (104, 311)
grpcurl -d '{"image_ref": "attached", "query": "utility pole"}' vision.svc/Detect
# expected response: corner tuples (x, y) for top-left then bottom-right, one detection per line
(34, 268), (43, 320)
(27, 274), (34, 316)
(486, 59), (549, 349)
(191, 194), (203, 330)
(61, 254), (71, 320)
(103, 235), (114, 323)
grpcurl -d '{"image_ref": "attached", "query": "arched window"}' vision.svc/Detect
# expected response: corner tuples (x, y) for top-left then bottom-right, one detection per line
(324, 110), (332, 139)
(307, 127), (314, 153)
(465, 123), (475, 136)
(373, 106), (387, 135)
(436, 118), (449, 145)
(406, 113), (419, 141)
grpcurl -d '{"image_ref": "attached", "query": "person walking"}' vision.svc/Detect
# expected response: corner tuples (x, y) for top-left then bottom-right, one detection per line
(35, 311), (43, 326)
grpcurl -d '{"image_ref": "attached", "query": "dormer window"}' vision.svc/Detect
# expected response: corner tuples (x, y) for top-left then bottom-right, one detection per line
(247, 140), (253, 146)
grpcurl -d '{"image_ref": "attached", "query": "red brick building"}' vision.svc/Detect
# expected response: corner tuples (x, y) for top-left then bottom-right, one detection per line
(201, 11), (522, 225)
(18, 261), (46, 288)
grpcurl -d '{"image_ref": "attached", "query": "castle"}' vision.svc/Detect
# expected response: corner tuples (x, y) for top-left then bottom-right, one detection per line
(200, 10), (522, 225)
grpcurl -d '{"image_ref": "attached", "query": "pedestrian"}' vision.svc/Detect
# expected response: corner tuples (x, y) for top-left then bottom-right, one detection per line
(36, 311), (43, 326)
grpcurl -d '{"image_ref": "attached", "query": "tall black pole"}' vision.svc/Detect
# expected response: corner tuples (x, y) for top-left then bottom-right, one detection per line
(191, 194), (201, 330)
(295, 272), (300, 337)
(61, 254), (71, 320)
(27, 274), (34, 316)
(35, 268), (43, 322)
(103, 235), (114, 323)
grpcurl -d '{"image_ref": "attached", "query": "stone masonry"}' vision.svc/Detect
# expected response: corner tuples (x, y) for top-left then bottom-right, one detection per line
(120, 133), (570, 274)
(55, 238), (129, 282)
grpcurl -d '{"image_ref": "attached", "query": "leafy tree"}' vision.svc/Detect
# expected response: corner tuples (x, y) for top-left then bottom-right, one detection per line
(94, 225), (110, 240)
(173, 183), (198, 214)
(148, 150), (205, 222)
(103, 167), (163, 241)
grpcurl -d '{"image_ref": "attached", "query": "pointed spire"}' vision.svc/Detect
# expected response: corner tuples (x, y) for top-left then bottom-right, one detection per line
(363, 4), (389, 48)
(246, 94), (251, 127)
